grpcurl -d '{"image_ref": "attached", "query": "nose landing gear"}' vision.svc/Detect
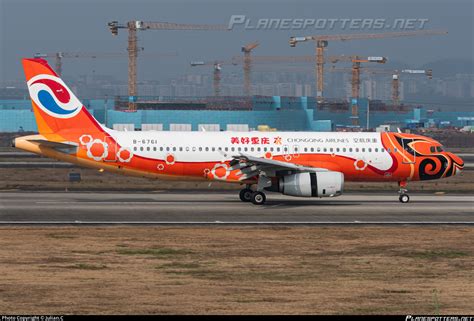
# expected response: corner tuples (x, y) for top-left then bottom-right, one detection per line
(398, 181), (410, 203)
(399, 193), (410, 203)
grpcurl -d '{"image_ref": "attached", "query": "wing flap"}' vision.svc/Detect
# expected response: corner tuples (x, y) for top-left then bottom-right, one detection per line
(233, 153), (328, 175)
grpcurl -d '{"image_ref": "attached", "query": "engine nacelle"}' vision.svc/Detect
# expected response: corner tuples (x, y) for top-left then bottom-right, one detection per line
(266, 172), (344, 197)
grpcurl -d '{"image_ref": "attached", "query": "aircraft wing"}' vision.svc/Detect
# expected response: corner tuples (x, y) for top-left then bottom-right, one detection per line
(230, 153), (328, 181)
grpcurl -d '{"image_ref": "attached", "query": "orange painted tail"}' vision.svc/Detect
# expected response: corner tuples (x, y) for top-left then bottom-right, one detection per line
(22, 58), (103, 136)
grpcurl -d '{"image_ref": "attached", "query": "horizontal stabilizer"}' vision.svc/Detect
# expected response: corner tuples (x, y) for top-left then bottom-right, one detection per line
(27, 139), (78, 152)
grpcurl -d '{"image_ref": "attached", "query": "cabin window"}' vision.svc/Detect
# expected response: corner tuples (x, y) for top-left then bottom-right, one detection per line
(336, 148), (340, 152)
(140, 147), (144, 151)
(317, 147), (321, 152)
(374, 148), (378, 152)
(355, 148), (359, 152)
(257, 147), (261, 152)
(173, 147), (176, 152)
(250, 147), (254, 152)
(205, 147), (209, 151)
(153, 147), (156, 151)
(343, 148), (346, 152)
(349, 148), (352, 152)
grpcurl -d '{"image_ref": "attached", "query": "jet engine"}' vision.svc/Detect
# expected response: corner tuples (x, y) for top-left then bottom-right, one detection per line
(265, 172), (344, 197)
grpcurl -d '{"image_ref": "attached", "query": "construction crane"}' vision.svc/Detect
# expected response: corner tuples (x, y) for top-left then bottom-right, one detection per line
(330, 67), (433, 107)
(318, 56), (388, 126)
(34, 51), (177, 77)
(238, 54), (385, 126)
(108, 20), (228, 110)
(366, 68), (433, 107)
(189, 54), (376, 98)
(241, 42), (259, 96)
(232, 54), (354, 93)
(190, 60), (237, 96)
(202, 55), (318, 96)
(289, 30), (447, 101)
(348, 56), (387, 125)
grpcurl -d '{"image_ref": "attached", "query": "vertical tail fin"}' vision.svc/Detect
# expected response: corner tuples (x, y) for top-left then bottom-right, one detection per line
(22, 58), (103, 135)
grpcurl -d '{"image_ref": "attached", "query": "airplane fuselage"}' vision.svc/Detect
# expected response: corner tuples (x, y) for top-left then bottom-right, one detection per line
(15, 129), (463, 184)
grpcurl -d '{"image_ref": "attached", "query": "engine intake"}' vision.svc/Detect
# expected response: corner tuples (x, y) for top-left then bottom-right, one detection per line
(266, 172), (344, 197)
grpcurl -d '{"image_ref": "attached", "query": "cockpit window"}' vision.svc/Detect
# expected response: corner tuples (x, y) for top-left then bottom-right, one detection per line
(430, 146), (436, 153)
(436, 146), (444, 152)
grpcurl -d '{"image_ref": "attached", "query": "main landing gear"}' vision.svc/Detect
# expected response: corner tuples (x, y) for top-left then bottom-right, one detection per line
(239, 186), (267, 205)
(251, 191), (266, 205)
(239, 187), (253, 202)
(398, 181), (410, 203)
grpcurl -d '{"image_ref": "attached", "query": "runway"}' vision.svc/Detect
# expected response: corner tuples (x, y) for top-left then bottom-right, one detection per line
(0, 191), (472, 225)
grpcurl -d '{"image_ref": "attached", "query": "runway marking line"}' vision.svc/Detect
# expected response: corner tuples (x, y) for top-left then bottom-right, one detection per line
(0, 221), (473, 225)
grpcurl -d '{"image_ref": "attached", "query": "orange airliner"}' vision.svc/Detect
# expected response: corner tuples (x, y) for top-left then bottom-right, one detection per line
(13, 58), (464, 204)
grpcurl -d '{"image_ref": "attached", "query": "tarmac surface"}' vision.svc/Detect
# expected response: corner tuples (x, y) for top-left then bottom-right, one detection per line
(0, 191), (472, 225)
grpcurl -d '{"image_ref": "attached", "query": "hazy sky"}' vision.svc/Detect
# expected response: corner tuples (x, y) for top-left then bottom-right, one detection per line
(0, 0), (472, 82)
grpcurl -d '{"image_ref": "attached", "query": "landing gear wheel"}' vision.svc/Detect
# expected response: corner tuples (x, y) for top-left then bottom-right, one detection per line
(251, 191), (266, 205)
(399, 194), (410, 203)
(239, 188), (253, 202)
